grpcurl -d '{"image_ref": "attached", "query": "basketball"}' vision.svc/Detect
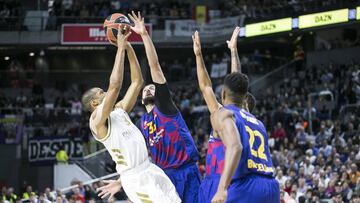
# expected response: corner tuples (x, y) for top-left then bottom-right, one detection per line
(103, 13), (131, 46)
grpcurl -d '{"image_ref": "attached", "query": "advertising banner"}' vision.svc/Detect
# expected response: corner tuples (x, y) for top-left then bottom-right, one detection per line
(61, 24), (152, 45)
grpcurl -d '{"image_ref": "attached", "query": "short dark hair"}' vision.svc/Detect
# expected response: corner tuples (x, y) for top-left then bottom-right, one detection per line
(246, 92), (256, 112)
(224, 72), (249, 103)
(81, 88), (100, 112)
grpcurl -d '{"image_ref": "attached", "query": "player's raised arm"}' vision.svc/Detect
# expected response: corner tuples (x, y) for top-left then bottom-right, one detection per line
(211, 108), (242, 203)
(193, 31), (221, 114)
(90, 29), (130, 137)
(115, 42), (144, 113)
(227, 27), (241, 73)
(128, 11), (166, 84)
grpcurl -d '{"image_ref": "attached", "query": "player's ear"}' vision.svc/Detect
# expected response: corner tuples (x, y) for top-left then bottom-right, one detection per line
(221, 88), (225, 102)
(91, 99), (99, 108)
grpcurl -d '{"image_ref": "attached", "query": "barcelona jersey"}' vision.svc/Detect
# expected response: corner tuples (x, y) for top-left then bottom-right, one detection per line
(205, 132), (225, 176)
(224, 104), (274, 178)
(140, 106), (199, 169)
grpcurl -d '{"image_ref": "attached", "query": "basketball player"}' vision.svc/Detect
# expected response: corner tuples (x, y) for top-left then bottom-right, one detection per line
(128, 11), (201, 203)
(81, 28), (180, 203)
(193, 31), (280, 203)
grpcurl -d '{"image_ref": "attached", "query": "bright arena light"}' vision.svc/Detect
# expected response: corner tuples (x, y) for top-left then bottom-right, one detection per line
(29, 52), (35, 56)
(4, 56), (9, 60)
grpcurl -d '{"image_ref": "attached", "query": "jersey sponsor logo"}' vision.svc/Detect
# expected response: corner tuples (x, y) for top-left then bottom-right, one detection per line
(149, 129), (164, 146)
(247, 159), (274, 173)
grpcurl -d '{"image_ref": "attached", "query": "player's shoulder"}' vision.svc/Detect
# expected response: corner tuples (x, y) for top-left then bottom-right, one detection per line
(211, 107), (234, 124)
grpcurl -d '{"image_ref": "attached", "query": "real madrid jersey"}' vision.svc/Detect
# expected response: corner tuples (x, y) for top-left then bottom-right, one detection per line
(90, 108), (148, 174)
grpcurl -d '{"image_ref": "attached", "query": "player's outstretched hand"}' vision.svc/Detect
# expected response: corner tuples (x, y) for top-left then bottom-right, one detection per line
(226, 27), (240, 50)
(211, 189), (227, 203)
(117, 25), (131, 48)
(96, 179), (122, 201)
(192, 31), (202, 56)
(128, 11), (147, 36)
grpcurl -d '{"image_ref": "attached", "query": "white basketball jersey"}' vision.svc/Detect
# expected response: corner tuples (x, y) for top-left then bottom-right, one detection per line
(91, 108), (148, 174)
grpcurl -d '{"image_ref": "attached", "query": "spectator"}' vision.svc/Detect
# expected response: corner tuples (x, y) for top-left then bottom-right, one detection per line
(22, 185), (34, 199)
(273, 122), (287, 140)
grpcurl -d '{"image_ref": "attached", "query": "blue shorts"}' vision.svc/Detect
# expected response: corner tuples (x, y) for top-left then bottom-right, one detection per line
(164, 162), (201, 203)
(198, 174), (220, 203)
(227, 174), (280, 203)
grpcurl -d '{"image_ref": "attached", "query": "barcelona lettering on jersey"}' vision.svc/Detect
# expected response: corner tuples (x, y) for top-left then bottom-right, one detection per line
(205, 131), (225, 176)
(140, 106), (199, 169)
(224, 104), (274, 178)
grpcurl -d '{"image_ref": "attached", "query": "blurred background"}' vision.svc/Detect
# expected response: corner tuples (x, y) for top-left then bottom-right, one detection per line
(0, 0), (360, 202)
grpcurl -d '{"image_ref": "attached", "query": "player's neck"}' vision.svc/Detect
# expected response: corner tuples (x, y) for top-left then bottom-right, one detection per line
(145, 104), (155, 113)
(223, 101), (241, 108)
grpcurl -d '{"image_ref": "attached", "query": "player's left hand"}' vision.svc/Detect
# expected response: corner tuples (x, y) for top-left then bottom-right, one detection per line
(97, 179), (122, 201)
(128, 11), (147, 36)
(226, 27), (240, 51)
(192, 31), (202, 56)
(211, 188), (227, 203)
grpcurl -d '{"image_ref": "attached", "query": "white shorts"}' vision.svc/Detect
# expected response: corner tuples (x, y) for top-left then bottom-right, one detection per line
(120, 159), (181, 203)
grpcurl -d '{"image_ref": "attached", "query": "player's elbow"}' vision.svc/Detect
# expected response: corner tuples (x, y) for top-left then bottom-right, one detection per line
(199, 85), (211, 93)
(108, 81), (122, 91)
(137, 79), (145, 88)
(134, 80), (144, 91)
(230, 142), (242, 157)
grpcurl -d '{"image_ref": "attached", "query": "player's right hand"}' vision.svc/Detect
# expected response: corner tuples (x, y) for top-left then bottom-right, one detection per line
(192, 31), (202, 56)
(211, 188), (227, 203)
(97, 179), (122, 201)
(226, 27), (240, 51)
(117, 25), (132, 48)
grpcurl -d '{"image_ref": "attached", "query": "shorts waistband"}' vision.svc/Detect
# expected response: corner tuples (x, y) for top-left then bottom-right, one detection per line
(233, 173), (274, 182)
(121, 159), (151, 177)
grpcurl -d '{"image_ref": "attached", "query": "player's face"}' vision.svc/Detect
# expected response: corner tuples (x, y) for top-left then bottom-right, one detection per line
(142, 84), (156, 101)
(91, 88), (106, 109)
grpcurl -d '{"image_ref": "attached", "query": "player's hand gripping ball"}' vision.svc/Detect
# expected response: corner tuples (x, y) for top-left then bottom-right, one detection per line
(103, 13), (131, 46)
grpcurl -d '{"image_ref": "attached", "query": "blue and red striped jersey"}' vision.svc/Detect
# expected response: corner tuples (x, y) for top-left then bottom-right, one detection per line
(140, 106), (199, 169)
(205, 132), (225, 176)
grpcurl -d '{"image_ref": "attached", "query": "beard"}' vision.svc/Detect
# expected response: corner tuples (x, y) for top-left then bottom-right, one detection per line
(143, 96), (155, 105)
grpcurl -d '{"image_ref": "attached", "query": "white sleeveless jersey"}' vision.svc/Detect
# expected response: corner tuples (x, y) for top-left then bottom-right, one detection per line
(90, 108), (148, 174)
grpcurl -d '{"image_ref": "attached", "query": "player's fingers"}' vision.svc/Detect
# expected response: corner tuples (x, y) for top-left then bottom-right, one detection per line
(100, 191), (109, 199)
(102, 180), (112, 184)
(97, 190), (106, 197)
(128, 14), (136, 23)
(142, 17), (144, 22)
(108, 193), (115, 201)
(235, 27), (240, 35)
(131, 11), (137, 20)
(137, 11), (141, 19)
(124, 31), (132, 39)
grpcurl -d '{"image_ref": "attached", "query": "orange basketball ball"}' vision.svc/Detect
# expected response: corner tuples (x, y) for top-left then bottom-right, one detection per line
(103, 13), (131, 46)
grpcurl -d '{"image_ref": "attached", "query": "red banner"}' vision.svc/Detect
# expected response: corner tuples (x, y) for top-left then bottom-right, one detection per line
(61, 24), (152, 45)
